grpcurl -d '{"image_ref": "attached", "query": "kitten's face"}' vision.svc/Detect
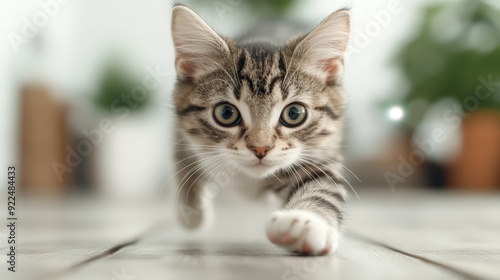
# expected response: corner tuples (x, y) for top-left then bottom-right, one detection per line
(171, 6), (350, 179)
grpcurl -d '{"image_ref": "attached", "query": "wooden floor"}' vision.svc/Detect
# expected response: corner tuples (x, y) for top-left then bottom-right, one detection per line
(3, 189), (500, 280)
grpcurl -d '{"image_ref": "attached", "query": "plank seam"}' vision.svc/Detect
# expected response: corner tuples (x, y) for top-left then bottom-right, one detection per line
(348, 231), (486, 280)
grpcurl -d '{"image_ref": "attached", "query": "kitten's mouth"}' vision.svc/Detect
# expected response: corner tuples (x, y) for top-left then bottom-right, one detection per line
(246, 162), (267, 169)
(249, 160), (273, 167)
(243, 160), (274, 173)
(240, 161), (277, 177)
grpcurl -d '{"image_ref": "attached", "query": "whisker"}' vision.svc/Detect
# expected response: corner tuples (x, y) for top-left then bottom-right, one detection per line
(174, 154), (227, 213)
(160, 151), (222, 194)
(300, 155), (360, 200)
(299, 157), (351, 208)
(160, 150), (221, 177)
(184, 155), (235, 202)
(301, 151), (362, 183)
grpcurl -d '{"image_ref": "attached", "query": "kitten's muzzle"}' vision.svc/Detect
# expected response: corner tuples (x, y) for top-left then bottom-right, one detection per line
(247, 145), (273, 159)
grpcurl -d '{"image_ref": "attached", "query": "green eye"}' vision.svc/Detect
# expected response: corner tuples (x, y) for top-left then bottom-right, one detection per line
(213, 103), (241, 127)
(281, 103), (307, 127)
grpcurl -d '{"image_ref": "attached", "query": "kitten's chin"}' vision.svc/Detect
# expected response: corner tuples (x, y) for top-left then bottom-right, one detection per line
(237, 163), (280, 179)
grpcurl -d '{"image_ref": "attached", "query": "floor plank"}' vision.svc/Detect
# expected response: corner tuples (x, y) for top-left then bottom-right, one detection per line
(2, 190), (498, 280)
(348, 190), (500, 280)
(60, 192), (455, 280)
(0, 197), (169, 280)
(63, 236), (455, 280)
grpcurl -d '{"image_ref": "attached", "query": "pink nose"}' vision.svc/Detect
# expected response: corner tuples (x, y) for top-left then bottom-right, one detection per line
(248, 145), (272, 159)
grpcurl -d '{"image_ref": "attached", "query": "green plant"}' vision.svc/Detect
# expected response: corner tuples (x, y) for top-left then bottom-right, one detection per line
(393, 0), (500, 127)
(94, 59), (150, 113)
(244, 0), (297, 16)
(186, 0), (298, 18)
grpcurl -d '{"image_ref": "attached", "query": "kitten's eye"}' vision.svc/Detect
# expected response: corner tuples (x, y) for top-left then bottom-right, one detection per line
(280, 103), (307, 127)
(213, 103), (241, 127)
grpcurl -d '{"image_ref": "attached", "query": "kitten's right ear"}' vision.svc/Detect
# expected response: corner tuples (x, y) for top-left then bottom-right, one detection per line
(171, 5), (230, 80)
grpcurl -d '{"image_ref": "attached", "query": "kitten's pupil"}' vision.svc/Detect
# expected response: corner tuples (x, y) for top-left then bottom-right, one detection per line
(288, 107), (300, 120)
(221, 106), (233, 120)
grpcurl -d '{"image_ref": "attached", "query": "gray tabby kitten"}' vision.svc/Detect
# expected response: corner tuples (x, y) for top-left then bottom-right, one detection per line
(171, 4), (351, 255)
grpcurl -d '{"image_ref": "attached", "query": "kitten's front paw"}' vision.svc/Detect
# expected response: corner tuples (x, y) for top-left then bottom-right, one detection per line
(176, 201), (214, 231)
(266, 210), (338, 255)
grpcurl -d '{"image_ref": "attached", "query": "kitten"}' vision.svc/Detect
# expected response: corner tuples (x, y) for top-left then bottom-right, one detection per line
(171, 4), (351, 256)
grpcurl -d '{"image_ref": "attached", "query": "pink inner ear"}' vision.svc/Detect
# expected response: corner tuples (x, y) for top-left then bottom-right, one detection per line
(176, 51), (197, 78)
(321, 57), (344, 83)
(179, 60), (195, 76)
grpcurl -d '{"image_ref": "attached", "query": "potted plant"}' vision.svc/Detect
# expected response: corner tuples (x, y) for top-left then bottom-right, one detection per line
(87, 57), (161, 196)
(392, 0), (500, 190)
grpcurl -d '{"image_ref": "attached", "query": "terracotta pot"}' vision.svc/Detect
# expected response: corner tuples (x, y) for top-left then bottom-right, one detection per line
(20, 85), (73, 194)
(448, 110), (500, 191)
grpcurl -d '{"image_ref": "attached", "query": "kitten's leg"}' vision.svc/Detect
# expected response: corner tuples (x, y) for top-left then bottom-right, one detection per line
(174, 148), (214, 230)
(266, 172), (347, 255)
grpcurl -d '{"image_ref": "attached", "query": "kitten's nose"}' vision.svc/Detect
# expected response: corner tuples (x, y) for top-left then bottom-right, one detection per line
(248, 145), (272, 159)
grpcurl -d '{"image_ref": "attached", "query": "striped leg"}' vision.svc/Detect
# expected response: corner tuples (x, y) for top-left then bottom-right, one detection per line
(266, 176), (347, 255)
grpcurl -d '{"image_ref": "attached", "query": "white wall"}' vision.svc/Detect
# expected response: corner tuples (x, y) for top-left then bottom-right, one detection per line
(1, 0), (435, 191)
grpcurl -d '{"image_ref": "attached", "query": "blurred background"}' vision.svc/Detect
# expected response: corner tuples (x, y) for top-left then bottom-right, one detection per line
(1, 0), (499, 197)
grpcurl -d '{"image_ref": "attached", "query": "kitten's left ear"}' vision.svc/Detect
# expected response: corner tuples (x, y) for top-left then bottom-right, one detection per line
(289, 9), (351, 84)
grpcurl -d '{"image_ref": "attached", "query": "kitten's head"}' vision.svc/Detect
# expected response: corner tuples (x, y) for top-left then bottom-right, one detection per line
(171, 5), (350, 179)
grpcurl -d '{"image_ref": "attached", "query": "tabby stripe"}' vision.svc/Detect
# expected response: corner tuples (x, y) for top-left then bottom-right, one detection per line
(308, 195), (344, 223)
(237, 126), (247, 140)
(233, 87), (241, 100)
(267, 52), (286, 94)
(315, 169), (344, 185)
(317, 189), (346, 204)
(236, 53), (253, 96)
(274, 125), (284, 139)
(315, 106), (339, 120)
(268, 76), (282, 93)
(234, 52), (247, 99)
(273, 184), (288, 193)
(278, 51), (286, 74)
(187, 128), (202, 136)
(241, 77), (256, 93)
(279, 51), (291, 100)
(306, 168), (334, 179)
(314, 167), (343, 183)
(317, 130), (332, 136)
(257, 77), (266, 95)
(237, 51), (246, 76)
(284, 171), (331, 204)
(177, 105), (206, 116)
(198, 119), (227, 142)
(294, 121), (321, 142)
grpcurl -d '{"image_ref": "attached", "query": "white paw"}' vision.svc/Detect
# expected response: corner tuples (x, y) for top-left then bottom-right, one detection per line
(176, 201), (214, 231)
(265, 210), (339, 255)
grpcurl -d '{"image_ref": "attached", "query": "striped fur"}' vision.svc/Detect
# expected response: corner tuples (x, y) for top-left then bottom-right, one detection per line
(171, 5), (351, 255)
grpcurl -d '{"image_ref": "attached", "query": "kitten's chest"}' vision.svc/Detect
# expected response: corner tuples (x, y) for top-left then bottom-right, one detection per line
(211, 171), (274, 201)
